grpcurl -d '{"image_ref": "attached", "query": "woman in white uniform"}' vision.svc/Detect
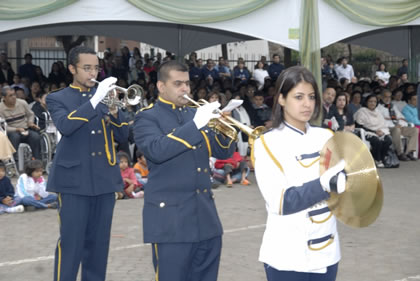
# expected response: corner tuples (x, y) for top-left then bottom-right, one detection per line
(253, 66), (347, 281)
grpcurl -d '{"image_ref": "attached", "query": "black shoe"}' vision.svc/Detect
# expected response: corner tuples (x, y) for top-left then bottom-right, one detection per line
(407, 153), (418, 161)
(398, 154), (410, 161)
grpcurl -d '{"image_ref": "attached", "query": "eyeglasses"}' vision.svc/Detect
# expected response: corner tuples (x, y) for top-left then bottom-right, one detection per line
(77, 65), (100, 73)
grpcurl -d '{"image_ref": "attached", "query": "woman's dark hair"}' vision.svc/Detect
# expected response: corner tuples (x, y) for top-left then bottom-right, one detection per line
(377, 63), (386, 71)
(193, 87), (208, 100)
(271, 66), (321, 128)
(25, 159), (43, 176)
(392, 87), (404, 97)
(351, 90), (362, 103)
(334, 92), (348, 115)
(363, 94), (378, 108)
(407, 93), (417, 102)
(117, 151), (131, 166)
(206, 91), (220, 101)
(36, 91), (47, 99)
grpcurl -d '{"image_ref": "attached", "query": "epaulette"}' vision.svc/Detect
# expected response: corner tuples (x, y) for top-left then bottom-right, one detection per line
(137, 103), (154, 114)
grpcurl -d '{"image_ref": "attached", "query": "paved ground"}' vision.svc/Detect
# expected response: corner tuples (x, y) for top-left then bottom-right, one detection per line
(0, 160), (419, 281)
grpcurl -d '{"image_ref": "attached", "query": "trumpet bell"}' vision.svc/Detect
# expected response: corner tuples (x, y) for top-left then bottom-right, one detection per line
(126, 85), (144, 106)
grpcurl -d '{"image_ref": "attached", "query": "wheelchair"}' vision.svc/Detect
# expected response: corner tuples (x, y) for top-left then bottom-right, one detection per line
(0, 117), (19, 177)
(36, 112), (60, 174)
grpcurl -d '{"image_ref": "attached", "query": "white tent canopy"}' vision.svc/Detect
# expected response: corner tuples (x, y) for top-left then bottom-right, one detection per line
(0, 0), (419, 57)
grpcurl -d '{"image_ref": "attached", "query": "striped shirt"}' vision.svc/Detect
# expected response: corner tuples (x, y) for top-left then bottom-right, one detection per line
(0, 99), (35, 132)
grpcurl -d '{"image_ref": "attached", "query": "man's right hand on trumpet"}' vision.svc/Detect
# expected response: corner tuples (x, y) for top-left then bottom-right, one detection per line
(193, 101), (221, 129)
(90, 76), (117, 109)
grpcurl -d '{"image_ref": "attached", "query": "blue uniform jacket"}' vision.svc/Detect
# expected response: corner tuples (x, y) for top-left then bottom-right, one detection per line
(46, 85), (129, 196)
(133, 97), (236, 243)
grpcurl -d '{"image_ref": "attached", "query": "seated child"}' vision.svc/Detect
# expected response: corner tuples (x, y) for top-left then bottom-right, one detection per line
(213, 151), (250, 187)
(16, 159), (58, 210)
(0, 161), (24, 214)
(133, 150), (149, 186)
(117, 152), (143, 199)
(250, 91), (272, 128)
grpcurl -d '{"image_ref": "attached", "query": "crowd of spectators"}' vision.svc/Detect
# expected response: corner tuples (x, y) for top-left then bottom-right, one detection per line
(0, 47), (418, 193)
(321, 56), (419, 168)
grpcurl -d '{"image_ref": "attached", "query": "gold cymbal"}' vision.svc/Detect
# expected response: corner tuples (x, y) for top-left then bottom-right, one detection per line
(338, 179), (383, 227)
(320, 132), (383, 228)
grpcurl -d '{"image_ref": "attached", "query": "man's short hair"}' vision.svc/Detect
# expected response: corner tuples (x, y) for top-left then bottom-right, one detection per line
(1, 85), (13, 97)
(68, 46), (96, 67)
(157, 60), (188, 82)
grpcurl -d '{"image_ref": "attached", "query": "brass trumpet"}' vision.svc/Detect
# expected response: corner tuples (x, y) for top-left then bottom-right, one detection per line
(182, 95), (266, 146)
(91, 79), (144, 109)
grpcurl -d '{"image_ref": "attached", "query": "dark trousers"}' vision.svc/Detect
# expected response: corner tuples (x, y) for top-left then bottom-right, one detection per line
(53, 193), (116, 281)
(152, 236), (222, 281)
(366, 134), (392, 161)
(7, 129), (41, 160)
(264, 263), (338, 281)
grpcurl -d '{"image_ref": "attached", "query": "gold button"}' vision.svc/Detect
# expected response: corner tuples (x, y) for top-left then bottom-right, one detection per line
(91, 130), (95, 134)
(205, 130), (209, 133)
(159, 202), (165, 208)
(204, 189), (208, 192)
(197, 168), (201, 172)
(82, 94), (87, 97)
(97, 130), (102, 134)
(204, 168), (208, 173)
(192, 146), (196, 150)
(179, 108), (182, 111)
(98, 151), (102, 156)
(196, 189), (200, 194)
(88, 94), (93, 97)
(172, 128), (176, 132)
(91, 152), (96, 156)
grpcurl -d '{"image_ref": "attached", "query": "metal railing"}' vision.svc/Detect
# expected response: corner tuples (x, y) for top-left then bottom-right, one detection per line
(2, 49), (66, 78)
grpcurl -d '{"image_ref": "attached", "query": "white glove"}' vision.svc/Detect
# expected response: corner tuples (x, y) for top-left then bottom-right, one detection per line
(193, 101), (221, 129)
(320, 159), (347, 193)
(323, 117), (339, 131)
(90, 77), (117, 109)
(330, 117), (339, 131)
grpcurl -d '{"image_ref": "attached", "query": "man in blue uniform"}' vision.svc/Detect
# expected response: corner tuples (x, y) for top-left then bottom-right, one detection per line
(46, 46), (129, 281)
(134, 60), (236, 281)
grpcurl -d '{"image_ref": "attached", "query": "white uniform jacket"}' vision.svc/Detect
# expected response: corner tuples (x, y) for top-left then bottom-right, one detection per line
(254, 122), (340, 273)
